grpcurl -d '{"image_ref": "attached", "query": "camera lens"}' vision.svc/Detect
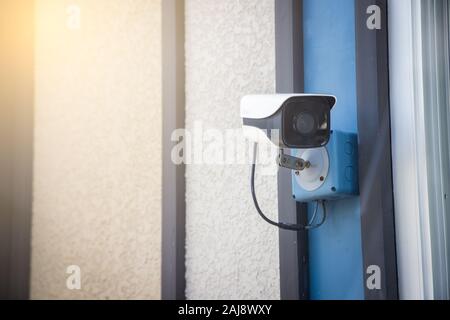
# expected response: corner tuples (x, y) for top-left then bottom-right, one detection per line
(293, 112), (316, 136)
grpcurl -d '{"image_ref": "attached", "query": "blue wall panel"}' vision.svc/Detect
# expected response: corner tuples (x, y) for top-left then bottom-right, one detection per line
(303, 0), (364, 300)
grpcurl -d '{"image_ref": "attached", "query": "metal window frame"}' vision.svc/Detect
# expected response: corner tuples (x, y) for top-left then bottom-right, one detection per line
(355, 0), (399, 300)
(389, 0), (450, 300)
(275, 0), (309, 301)
(420, 0), (450, 299)
(161, 0), (186, 300)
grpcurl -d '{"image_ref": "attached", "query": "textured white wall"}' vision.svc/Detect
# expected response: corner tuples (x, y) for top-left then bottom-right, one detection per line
(31, 0), (162, 299)
(185, 0), (280, 299)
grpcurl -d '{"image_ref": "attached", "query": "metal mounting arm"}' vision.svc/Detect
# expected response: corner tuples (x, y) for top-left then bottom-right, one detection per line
(278, 149), (311, 171)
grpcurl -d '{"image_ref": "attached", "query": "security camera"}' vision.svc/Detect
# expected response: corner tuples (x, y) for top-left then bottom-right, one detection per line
(241, 94), (337, 232)
(241, 94), (336, 149)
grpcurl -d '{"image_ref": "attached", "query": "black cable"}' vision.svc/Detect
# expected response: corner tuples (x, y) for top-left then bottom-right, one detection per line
(250, 143), (327, 231)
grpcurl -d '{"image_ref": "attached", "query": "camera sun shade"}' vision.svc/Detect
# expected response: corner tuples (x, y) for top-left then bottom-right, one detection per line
(241, 94), (336, 149)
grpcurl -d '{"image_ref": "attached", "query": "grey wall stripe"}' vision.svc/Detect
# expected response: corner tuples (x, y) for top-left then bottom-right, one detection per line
(0, 0), (34, 300)
(275, 0), (309, 300)
(161, 0), (186, 301)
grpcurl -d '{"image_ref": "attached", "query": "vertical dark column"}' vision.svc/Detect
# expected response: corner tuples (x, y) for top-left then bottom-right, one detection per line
(0, 53), (13, 300)
(355, 0), (398, 300)
(275, 0), (309, 300)
(0, 0), (34, 300)
(161, 0), (186, 300)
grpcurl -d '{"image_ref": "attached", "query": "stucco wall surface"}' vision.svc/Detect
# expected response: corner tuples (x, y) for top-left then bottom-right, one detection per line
(185, 0), (280, 300)
(31, 0), (162, 299)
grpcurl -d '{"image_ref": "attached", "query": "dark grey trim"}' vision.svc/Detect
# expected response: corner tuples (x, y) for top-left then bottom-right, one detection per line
(0, 0), (34, 300)
(275, 0), (309, 300)
(355, 0), (398, 300)
(161, 0), (186, 300)
(275, 0), (304, 93)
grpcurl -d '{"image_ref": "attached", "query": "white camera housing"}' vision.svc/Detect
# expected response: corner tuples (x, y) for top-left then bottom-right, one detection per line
(241, 94), (336, 149)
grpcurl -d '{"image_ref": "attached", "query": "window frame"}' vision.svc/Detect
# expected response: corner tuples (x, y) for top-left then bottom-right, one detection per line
(389, 0), (450, 299)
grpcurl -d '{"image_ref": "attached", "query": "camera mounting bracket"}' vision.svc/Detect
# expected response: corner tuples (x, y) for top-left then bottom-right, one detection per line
(278, 149), (311, 171)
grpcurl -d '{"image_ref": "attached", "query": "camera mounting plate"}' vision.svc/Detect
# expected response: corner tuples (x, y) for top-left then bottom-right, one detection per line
(278, 149), (311, 171)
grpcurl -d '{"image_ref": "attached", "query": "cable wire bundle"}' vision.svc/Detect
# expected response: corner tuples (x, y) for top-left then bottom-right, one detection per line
(250, 143), (327, 231)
